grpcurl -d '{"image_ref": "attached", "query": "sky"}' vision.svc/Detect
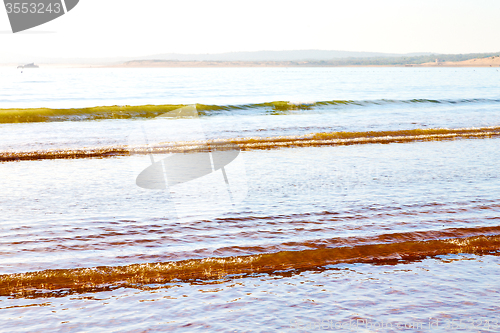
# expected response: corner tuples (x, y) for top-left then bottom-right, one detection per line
(1, 0), (500, 60)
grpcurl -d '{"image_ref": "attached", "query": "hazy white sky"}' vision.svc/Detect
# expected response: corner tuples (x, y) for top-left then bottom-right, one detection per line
(1, 0), (500, 58)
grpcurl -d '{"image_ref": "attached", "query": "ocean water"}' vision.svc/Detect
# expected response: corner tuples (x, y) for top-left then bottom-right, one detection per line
(1, 67), (500, 332)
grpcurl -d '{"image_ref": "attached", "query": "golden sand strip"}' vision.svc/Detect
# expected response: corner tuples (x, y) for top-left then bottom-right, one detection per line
(1, 226), (500, 298)
(1, 127), (500, 162)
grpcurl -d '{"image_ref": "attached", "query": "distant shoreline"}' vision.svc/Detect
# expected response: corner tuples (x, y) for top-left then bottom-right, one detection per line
(107, 58), (500, 68)
(2, 56), (500, 68)
(2, 50), (499, 68)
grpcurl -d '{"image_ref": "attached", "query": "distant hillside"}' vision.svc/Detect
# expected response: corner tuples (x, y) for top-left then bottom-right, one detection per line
(119, 52), (500, 68)
(3, 50), (499, 67)
(420, 55), (500, 67)
(319, 52), (500, 66)
(136, 50), (432, 62)
(121, 50), (500, 65)
(0, 49), (427, 65)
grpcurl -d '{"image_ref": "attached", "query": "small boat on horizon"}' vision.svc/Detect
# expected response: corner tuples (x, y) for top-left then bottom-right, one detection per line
(17, 63), (39, 69)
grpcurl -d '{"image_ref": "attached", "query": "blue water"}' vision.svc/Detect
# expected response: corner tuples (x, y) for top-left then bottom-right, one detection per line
(1, 67), (499, 108)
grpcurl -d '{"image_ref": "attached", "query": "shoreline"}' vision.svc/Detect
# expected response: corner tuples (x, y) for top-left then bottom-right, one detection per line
(2, 61), (500, 69)
(106, 61), (500, 68)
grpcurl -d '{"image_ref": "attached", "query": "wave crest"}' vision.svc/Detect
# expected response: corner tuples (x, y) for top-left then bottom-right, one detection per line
(2, 226), (500, 298)
(1, 126), (499, 161)
(1, 98), (499, 123)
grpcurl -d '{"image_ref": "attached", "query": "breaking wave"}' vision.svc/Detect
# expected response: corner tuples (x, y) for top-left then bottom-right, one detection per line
(2, 226), (500, 298)
(1, 126), (499, 161)
(1, 98), (499, 123)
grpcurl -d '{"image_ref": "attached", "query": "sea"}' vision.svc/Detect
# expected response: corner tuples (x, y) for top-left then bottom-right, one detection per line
(0, 67), (500, 332)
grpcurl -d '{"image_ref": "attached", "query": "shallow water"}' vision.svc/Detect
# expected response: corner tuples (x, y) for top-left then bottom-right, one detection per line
(1, 67), (500, 331)
(0, 137), (499, 273)
(3, 254), (500, 332)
